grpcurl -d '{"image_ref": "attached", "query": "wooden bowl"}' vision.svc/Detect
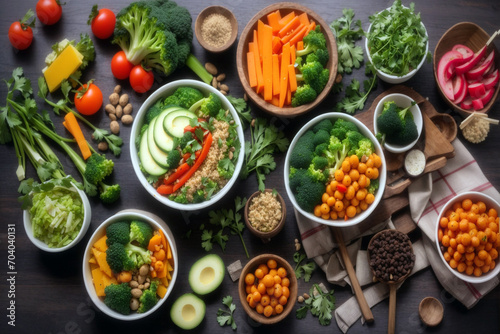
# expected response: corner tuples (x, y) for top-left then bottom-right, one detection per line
(433, 22), (500, 116)
(238, 254), (297, 325)
(195, 6), (238, 53)
(419, 297), (444, 327)
(244, 189), (286, 243)
(236, 2), (338, 118)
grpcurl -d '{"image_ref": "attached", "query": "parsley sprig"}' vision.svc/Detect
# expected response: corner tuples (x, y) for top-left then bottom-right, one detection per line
(293, 251), (316, 282)
(296, 284), (336, 326)
(226, 95), (252, 129)
(335, 65), (378, 114)
(216, 296), (237, 330)
(240, 118), (289, 191)
(201, 197), (249, 258)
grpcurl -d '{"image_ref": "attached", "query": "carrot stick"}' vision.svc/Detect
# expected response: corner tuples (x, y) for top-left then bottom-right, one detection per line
(288, 64), (298, 92)
(248, 42), (254, 53)
(252, 30), (264, 94)
(267, 10), (281, 34)
(281, 23), (305, 45)
(164, 162), (190, 185)
(271, 36), (282, 54)
(305, 21), (316, 35)
(279, 43), (290, 108)
(262, 24), (273, 101)
(298, 12), (310, 26)
(270, 95), (280, 107)
(272, 54), (280, 96)
(297, 40), (304, 51)
(63, 112), (91, 160)
(278, 16), (300, 38)
(278, 11), (296, 29)
(290, 45), (296, 65)
(257, 20), (265, 59)
(286, 84), (292, 106)
(247, 52), (258, 87)
(289, 25), (308, 47)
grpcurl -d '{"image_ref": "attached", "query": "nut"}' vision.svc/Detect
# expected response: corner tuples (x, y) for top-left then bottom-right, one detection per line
(138, 275), (146, 284)
(138, 284), (144, 290)
(105, 104), (115, 114)
(144, 282), (150, 289)
(298, 296), (304, 303)
(115, 105), (123, 119)
(216, 73), (226, 81)
(335, 74), (343, 84)
(129, 280), (139, 288)
(212, 77), (218, 89)
(131, 288), (142, 298)
(220, 90), (227, 95)
(303, 293), (310, 300)
(109, 93), (119, 106)
(97, 141), (108, 152)
(228, 151), (233, 160)
(244, 93), (248, 101)
(123, 103), (133, 115)
(108, 113), (117, 121)
(130, 298), (139, 311)
(121, 115), (133, 125)
(139, 264), (149, 276)
(295, 243), (301, 251)
(119, 94), (129, 107)
(205, 62), (217, 75)
(220, 84), (229, 92)
(110, 120), (120, 134)
(114, 85), (122, 94)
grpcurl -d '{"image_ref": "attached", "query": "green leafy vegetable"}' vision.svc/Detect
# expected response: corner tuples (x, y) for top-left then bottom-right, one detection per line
(225, 95), (252, 129)
(293, 251), (316, 282)
(216, 296), (237, 330)
(240, 118), (289, 191)
(335, 65), (377, 114)
(296, 284), (336, 326)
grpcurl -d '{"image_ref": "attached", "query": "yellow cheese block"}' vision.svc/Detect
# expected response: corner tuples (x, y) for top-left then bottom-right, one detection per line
(43, 44), (83, 92)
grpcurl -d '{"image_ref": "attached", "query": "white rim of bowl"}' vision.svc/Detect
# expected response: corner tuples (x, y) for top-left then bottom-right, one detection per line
(23, 182), (91, 252)
(284, 113), (386, 227)
(434, 191), (500, 283)
(82, 211), (178, 320)
(129, 79), (245, 211)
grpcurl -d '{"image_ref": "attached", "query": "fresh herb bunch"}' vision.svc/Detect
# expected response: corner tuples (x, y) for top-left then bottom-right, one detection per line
(335, 65), (377, 114)
(293, 251), (316, 282)
(201, 196), (249, 258)
(296, 284), (336, 326)
(367, 0), (431, 76)
(240, 118), (289, 191)
(329, 8), (365, 75)
(216, 296), (237, 330)
(226, 95), (252, 129)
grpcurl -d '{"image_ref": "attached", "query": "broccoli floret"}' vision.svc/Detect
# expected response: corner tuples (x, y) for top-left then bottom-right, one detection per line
(289, 167), (307, 192)
(179, 132), (194, 149)
(291, 84), (317, 107)
(315, 143), (328, 156)
(104, 283), (132, 315)
(333, 118), (359, 133)
(189, 93), (222, 117)
(146, 99), (165, 124)
(346, 131), (365, 151)
(314, 49), (329, 67)
(130, 220), (153, 249)
(165, 149), (181, 170)
(163, 95), (180, 108)
(99, 183), (121, 204)
(112, 0), (213, 84)
(106, 221), (130, 246)
(172, 87), (204, 109)
(106, 242), (135, 272)
(125, 242), (152, 268)
(312, 156), (328, 170)
(312, 119), (333, 133)
(295, 180), (325, 212)
(376, 101), (403, 135)
(289, 131), (315, 169)
(84, 153), (114, 185)
(296, 61), (329, 94)
(325, 136), (349, 172)
(355, 138), (375, 159)
(138, 280), (159, 313)
(307, 163), (328, 183)
(296, 26), (327, 57)
(392, 117), (418, 145)
(313, 129), (330, 146)
(368, 179), (379, 194)
(377, 101), (418, 145)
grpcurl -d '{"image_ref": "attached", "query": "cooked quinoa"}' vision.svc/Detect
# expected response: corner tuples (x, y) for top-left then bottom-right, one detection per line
(248, 192), (282, 232)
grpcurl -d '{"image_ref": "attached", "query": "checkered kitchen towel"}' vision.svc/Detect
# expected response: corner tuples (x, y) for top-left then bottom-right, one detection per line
(296, 138), (500, 332)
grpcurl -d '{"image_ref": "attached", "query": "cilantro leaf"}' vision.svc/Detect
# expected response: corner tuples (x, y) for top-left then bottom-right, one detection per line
(296, 284), (336, 326)
(335, 67), (377, 114)
(226, 95), (252, 128)
(217, 296), (237, 330)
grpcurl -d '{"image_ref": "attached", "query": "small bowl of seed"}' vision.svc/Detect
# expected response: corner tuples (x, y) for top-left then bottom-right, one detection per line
(195, 6), (238, 53)
(244, 189), (286, 243)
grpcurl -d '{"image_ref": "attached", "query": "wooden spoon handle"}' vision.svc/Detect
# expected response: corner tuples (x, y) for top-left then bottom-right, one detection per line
(388, 285), (397, 334)
(334, 229), (374, 323)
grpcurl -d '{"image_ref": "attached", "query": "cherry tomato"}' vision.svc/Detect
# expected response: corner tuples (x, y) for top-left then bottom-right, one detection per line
(111, 51), (134, 79)
(36, 0), (63, 25)
(129, 65), (154, 93)
(74, 83), (103, 116)
(89, 5), (116, 39)
(8, 10), (35, 50)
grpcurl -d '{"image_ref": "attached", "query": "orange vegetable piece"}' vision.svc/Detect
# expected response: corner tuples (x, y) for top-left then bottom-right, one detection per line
(272, 54), (280, 96)
(297, 40), (304, 51)
(252, 30), (264, 94)
(93, 235), (108, 252)
(278, 16), (300, 38)
(247, 52), (258, 88)
(271, 36), (282, 54)
(156, 283), (168, 299)
(261, 23), (274, 101)
(278, 11), (296, 29)
(288, 25), (308, 47)
(281, 23), (305, 45)
(91, 268), (106, 297)
(288, 64), (297, 92)
(148, 234), (162, 252)
(279, 42), (290, 107)
(267, 10), (281, 34)
(298, 12), (310, 26)
(63, 112), (91, 160)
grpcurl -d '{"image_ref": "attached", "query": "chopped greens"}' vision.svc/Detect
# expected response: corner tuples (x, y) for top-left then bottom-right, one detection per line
(216, 296), (237, 330)
(294, 250), (316, 282)
(296, 284), (336, 326)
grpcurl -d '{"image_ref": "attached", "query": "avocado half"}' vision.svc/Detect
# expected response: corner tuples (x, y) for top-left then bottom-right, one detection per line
(188, 254), (225, 295)
(170, 293), (206, 330)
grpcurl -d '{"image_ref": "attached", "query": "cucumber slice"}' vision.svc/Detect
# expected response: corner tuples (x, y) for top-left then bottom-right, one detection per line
(154, 107), (180, 152)
(147, 117), (169, 168)
(139, 126), (167, 176)
(163, 110), (197, 138)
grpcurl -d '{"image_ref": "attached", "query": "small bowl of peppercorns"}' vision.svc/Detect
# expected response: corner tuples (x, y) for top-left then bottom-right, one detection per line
(244, 189), (286, 243)
(195, 6), (238, 53)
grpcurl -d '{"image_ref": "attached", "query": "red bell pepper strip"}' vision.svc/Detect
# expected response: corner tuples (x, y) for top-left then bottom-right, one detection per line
(172, 132), (213, 192)
(157, 184), (174, 195)
(336, 184), (347, 193)
(164, 163), (190, 185)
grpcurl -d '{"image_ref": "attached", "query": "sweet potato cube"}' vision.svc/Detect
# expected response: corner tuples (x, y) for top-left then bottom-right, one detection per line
(92, 247), (112, 277)
(91, 268), (106, 297)
(93, 235), (108, 253)
(157, 284), (168, 299)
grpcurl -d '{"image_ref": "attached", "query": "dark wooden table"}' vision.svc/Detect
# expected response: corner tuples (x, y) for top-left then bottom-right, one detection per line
(1, 1), (499, 333)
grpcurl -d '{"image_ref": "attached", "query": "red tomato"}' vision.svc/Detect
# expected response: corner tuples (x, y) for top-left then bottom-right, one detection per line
(74, 83), (103, 116)
(89, 6), (116, 39)
(8, 11), (35, 50)
(36, 0), (63, 25)
(129, 65), (154, 93)
(111, 51), (134, 79)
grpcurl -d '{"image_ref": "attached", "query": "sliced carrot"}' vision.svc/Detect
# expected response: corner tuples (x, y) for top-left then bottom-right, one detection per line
(278, 11), (295, 29)
(262, 23), (273, 101)
(297, 40), (304, 51)
(288, 64), (298, 92)
(63, 112), (91, 160)
(272, 54), (280, 96)
(278, 16), (300, 38)
(247, 52), (258, 87)
(248, 41), (255, 53)
(305, 21), (316, 35)
(267, 10), (281, 34)
(298, 12), (310, 26)
(257, 20), (265, 59)
(271, 36), (282, 54)
(290, 45), (296, 65)
(164, 162), (190, 185)
(279, 42), (290, 108)
(158, 229), (168, 251)
(253, 30), (264, 94)
(270, 95), (280, 107)
(289, 25), (308, 47)
(286, 84), (292, 106)
(281, 23), (305, 45)
(148, 234), (162, 252)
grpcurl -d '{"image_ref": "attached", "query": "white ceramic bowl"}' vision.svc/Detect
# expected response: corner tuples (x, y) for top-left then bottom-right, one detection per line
(82, 210), (178, 321)
(23, 182), (91, 252)
(435, 192), (500, 284)
(130, 79), (245, 211)
(365, 11), (428, 84)
(284, 113), (386, 227)
(373, 93), (423, 154)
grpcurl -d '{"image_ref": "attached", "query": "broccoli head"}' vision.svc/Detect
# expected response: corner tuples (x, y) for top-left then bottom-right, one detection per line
(376, 101), (403, 136)
(165, 149), (181, 170)
(295, 179), (325, 212)
(179, 131), (194, 149)
(368, 179), (379, 194)
(296, 26), (327, 57)
(106, 221), (130, 246)
(307, 163), (328, 183)
(289, 131), (315, 169)
(355, 138), (375, 159)
(138, 280), (159, 313)
(130, 220), (153, 248)
(146, 99), (165, 124)
(296, 61), (329, 94)
(378, 101), (418, 145)
(125, 243), (152, 268)
(163, 95), (180, 108)
(99, 183), (121, 204)
(312, 119), (333, 133)
(172, 87), (204, 109)
(313, 129), (330, 146)
(315, 142), (328, 156)
(104, 283), (132, 315)
(106, 242), (135, 273)
(84, 153), (114, 185)
(312, 156), (328, 170)
(390, 117), (418, 145)
(291, 84), (317, 107)
(189, 93), (222, 117)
